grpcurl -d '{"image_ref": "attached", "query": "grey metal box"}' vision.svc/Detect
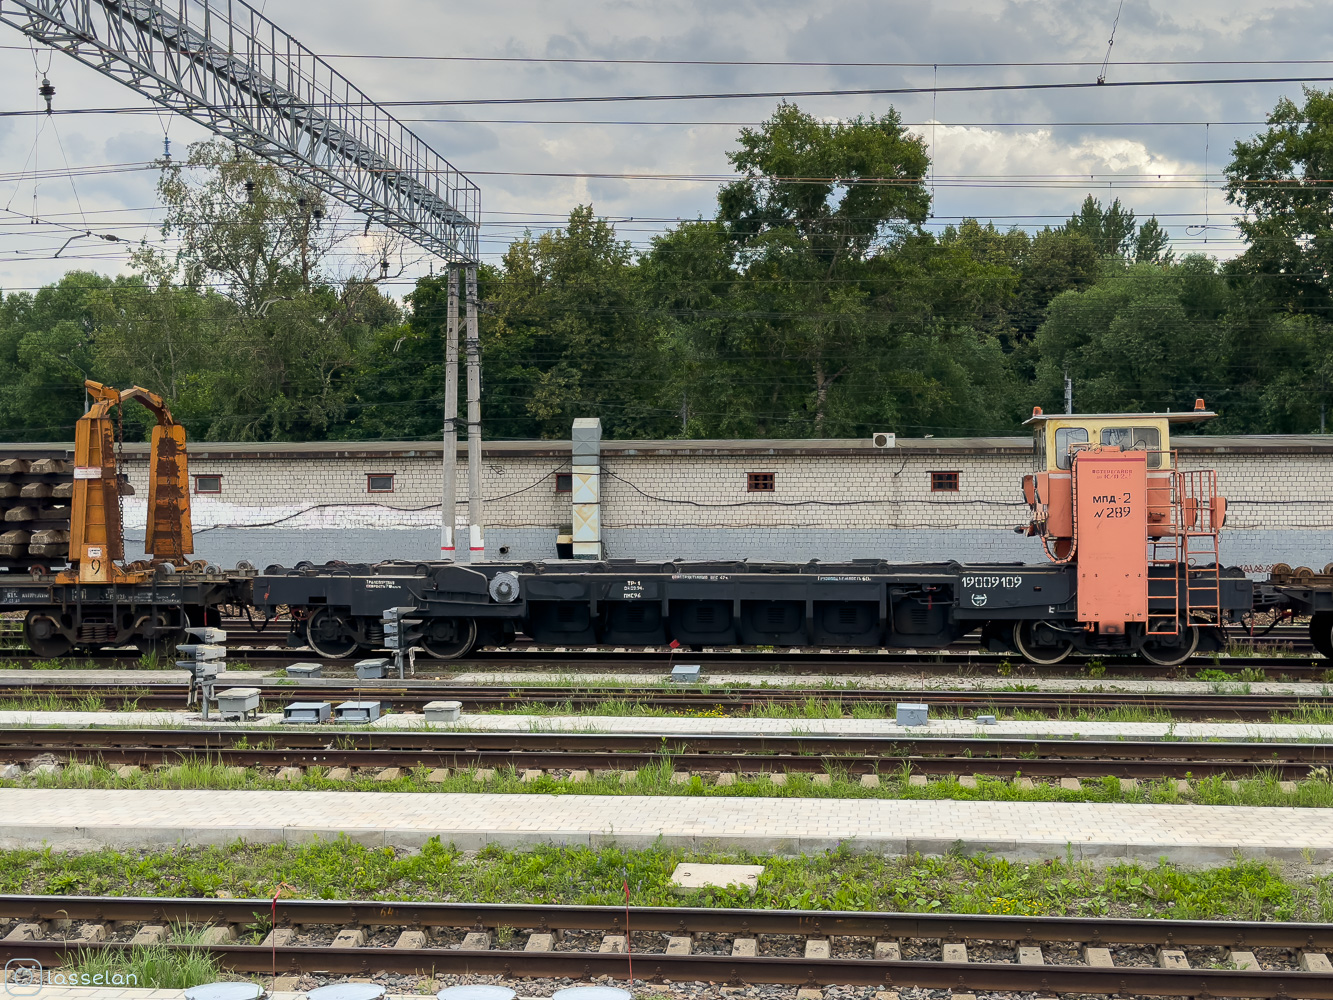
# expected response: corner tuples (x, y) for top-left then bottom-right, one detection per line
(896, 703), (929, 727)
(571, 416), (601, 460)
(177, 643), (227, 661)
(976, 714), (998, 725)
(217, 687), (260, 717)
(282, 701), (331, 724)
(671, 664), (701, 683)
(354, 658), (388, 679)
(286, 663), (322, 679)
(424, 700), (462, 723)
(335, 700), (381, 723)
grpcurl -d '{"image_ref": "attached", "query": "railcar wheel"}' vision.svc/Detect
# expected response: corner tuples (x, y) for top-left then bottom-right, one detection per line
(24, 612), (71, 659)
(420, 617), (478, 659)
(305, 608), (360, 659)
(1012, 620), (1075, 665)
(1310, 613), (1333, 659)
(1139, 624), (1200, 666)
(134, 611), (183, 657)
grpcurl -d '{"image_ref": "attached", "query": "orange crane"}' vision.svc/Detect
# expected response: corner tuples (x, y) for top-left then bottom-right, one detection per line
(57, 380), (193, 585)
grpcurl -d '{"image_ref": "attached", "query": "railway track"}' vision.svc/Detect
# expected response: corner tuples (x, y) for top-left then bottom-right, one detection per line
(2, 681), (1333, 720)
(0, 894), (1330, 996)
(6, 648), (1327, 679)
(6, 727), (1333, 779)
(3, 624), (1327, 678)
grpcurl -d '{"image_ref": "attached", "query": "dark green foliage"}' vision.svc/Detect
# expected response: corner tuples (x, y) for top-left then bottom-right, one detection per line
(2, 96), (1333, 442)
(1225, 86), (1333, 320)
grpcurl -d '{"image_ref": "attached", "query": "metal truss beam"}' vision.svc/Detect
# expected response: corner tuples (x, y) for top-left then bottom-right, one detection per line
(0, 0), (480, 263)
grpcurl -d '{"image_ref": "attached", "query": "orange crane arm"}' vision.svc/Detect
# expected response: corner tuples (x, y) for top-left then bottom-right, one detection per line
(68, 381), (193, 583)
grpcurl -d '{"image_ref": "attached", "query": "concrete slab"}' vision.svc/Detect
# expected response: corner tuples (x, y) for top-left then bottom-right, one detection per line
(366, 710), (1333, 744)
(0, 788), (1331, 862)
(671, 862), (763, 894)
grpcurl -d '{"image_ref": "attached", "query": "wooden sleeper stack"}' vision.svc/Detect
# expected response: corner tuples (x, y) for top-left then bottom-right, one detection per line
(0, 456), (72, 570)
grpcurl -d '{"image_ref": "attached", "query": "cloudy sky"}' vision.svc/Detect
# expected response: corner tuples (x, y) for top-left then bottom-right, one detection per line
(0, 0), (1330, 297)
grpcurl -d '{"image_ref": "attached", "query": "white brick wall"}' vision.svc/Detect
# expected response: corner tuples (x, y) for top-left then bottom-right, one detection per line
(89, 435), (1331, 573)
(110, 439), (1333, 536)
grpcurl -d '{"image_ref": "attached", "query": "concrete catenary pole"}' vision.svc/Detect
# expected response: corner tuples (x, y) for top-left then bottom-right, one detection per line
(465, 265), (484, 559)
(440, 268), (459, 560)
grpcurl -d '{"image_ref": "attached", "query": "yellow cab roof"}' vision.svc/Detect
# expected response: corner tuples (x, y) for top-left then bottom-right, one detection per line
(1022, 410), (1216, 427)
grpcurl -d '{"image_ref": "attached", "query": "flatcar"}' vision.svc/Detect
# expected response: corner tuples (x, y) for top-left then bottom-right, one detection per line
(254, 404), (1254, 667)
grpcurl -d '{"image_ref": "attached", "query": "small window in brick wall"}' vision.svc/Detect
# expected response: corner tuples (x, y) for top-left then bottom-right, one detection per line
(931, 471), (960, 492)
(555, 473), (572, 493)
(367, 473), (396, 493)
(747, 472), (776, 492)
(194, 475), (221, 494)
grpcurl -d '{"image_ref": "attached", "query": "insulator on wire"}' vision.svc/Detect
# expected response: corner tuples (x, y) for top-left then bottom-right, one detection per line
(244, 179), (255, 204)
(38, 77), (55, 115)
(379, 259), (390, 279)
(162, 134), (171, 163)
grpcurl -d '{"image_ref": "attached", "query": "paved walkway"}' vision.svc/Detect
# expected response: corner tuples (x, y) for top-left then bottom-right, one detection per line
(0, 786), (1330, 863)
(384, 712), (1333, 741)
(1, 708), (1332, 742)
(4, 990), (444, 1000)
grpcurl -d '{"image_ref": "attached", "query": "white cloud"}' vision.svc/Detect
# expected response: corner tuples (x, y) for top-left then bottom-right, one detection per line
(0, 0), (1324, 292)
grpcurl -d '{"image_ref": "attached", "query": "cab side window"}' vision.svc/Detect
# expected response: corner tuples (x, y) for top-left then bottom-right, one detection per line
(1054, 427), (1088, 470)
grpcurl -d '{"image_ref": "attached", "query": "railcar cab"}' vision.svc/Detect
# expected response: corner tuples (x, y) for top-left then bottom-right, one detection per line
(1021, 402), (1216, 561)
(1011, 400), (1231, 667)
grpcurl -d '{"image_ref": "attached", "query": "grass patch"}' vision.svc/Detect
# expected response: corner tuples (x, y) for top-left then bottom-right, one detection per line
(0, 840), (1330, 923)
(66, 935), (221, 990)
(21, 755), (1333, 808)
(0, 691), (110, 712)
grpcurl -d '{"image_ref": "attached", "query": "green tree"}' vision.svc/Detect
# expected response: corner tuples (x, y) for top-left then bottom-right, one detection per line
(1064, 195), (1137, 257)
(1009, 227), (1101, 340)
(1225, 86), (1333, 318)
(1033, 256), (1230, 416)
(1133, 217), (1174, 264)
(0, 271), (110, 440)
(715, 103), (930, 432)
(487, 205), (665, 438)
(135, 140), (401, 439)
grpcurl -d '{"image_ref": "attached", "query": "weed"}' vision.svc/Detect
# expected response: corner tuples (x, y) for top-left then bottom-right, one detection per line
(3, 841), (1331, 924)
(66, 940), (220, 990)
(997, 659), (1014, 677)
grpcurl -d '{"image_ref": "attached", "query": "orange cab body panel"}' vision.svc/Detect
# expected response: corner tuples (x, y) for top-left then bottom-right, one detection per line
(1146, 471), (1172, 537)
(1045, 472), (1072, 538)
(1074, 449), (1148, 630)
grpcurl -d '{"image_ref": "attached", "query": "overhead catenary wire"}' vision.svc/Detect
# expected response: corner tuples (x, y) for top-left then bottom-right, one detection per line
(366, 74), (1333, 106)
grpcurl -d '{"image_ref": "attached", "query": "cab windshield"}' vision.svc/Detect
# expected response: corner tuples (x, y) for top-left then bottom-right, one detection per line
(1100, 426), (1162, 468)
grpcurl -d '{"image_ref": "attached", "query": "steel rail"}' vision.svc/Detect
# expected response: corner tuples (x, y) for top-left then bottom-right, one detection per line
(2, 683), (1332, 719)
(0, 897), (1330, 996)
(2, 728), (1330, 778)
(0, 646), (1324, 675)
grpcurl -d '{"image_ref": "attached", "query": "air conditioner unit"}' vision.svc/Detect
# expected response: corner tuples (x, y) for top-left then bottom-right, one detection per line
(872, 432), (896, 449)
